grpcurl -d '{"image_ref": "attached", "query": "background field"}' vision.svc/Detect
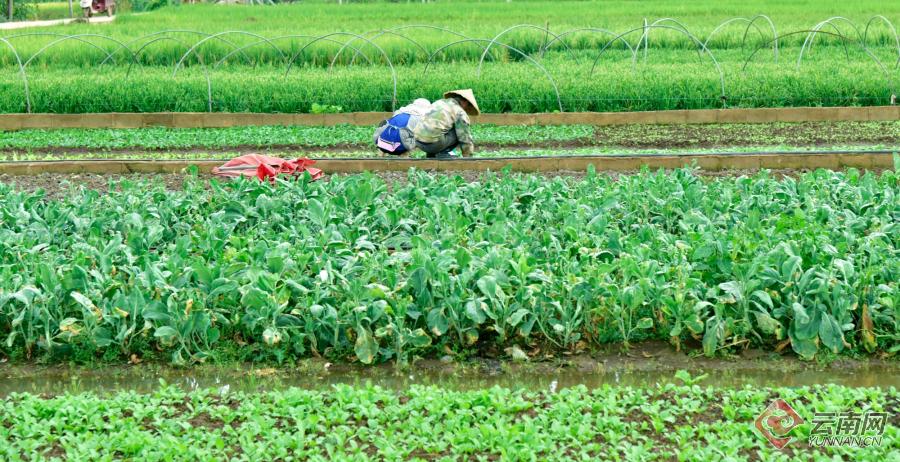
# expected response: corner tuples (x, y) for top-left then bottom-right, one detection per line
(1, 1), (899, 113)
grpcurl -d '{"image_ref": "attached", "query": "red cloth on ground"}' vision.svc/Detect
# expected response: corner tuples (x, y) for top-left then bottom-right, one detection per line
(212, 154), (324, 182)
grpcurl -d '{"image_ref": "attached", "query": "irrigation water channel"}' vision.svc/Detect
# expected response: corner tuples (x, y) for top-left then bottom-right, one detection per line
(2, 344), (897, 396)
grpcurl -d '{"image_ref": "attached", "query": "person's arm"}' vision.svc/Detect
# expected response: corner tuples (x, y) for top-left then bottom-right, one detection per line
(372, 119), (387, 145)
(454, 114), (475, 157)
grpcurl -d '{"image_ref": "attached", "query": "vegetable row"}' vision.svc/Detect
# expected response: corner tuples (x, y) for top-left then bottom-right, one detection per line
(2, 122), (898, 152)
(0, 168), (896, 364)
(0, 382), (896, 461)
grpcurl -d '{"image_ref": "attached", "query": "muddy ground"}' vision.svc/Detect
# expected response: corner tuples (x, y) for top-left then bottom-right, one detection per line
(2, 121), (898, 158)
(1, 341), (897, 396)
(591, 121), (900, 148)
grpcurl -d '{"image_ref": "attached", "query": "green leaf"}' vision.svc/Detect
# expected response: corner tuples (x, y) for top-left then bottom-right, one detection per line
(782, 256), (803, 280)
(407, 328), (432, 348)
(476, 275), (499, 299)
(507, 309), (529, 326)
(154, 326), (178, 342)
(427, 309), (449, 336)
(636, 317), (653, 329)
(750, 290), (773, 309)
(753, 311), (781, 335)
(718, 281), (743, 302)
(241, 288), (269, 310)
(354, 328), (378, 364)
(791, 303), (810, 325)
(791, 336), (818, 360)
(818, 314), (844, 354)
(70, 291), (96, 310)
(308, 198), (326, 226)
(409, 268), (429, 295)
(262, 327), (281, 346)
(266, 255), (285, 274)
(465, 300), (486, 324)
(702, 318), (721, 356)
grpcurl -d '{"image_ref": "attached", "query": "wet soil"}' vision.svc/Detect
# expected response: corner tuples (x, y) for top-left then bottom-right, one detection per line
(3, 121), (898, 156)
(0, 342), (896, 396)
(592, 121), (900, 149)
(0, 173), (197, 200)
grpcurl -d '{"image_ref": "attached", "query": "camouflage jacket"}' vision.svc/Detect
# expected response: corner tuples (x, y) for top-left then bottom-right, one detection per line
(412, 98), (475, 154)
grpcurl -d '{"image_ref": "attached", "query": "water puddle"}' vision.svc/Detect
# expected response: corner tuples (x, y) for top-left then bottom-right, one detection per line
(1, 354), (896, 396)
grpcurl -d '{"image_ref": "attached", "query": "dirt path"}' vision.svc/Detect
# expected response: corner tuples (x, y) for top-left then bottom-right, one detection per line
(2, 341), (897, 395)
(0, 15), (114, 30)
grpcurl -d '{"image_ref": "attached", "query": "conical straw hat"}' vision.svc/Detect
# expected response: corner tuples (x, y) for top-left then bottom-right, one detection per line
(443, 89), (480, 116)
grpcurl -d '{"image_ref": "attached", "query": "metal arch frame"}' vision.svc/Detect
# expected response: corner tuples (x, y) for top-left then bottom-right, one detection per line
(423, 38), (563, 112)
(126, 36), (194, 77)
(642, 18), (648, 60)
(589, 25), (727, 104)
(743, 29), (895, 100)
(476, 24), (576, 76)
(327, 30), (429, 70)
(283, 32), (398, 111)
(799, 17), (864, 66)
(18, 34), (135, 68)
(4, 32), (123, 67)
(126, 36), (215, 111)
(105, 30), (256, 66)
(0, 37), (30, 113)
(541, 27), (638, 65)
(701, 15), (778, 62)
(339, 25), (486, 68)
(862, 15), (900, 68)
(638, 18), (703, 62)
(215, 35), (375, 69)
(173, 31), (287, 77)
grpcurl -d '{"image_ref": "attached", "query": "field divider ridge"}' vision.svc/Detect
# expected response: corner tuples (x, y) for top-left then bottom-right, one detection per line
(0, 152), (893, 176)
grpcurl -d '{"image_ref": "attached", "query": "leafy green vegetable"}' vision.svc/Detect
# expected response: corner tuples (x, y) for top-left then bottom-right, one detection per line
(0, 168), (896, 364)
(0, 382), (896, 461)
(0, 124), (595, 151)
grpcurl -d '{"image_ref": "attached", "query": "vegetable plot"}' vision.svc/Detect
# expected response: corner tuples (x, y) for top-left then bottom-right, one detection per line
(0, 125), (596, 151)
(1, 383), (896, 461)
(0, 168), (897, 364)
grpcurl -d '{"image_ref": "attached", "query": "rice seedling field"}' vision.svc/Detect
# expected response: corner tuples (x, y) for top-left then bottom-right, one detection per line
(1, 1), (899, 113)
(1, 2), (898, 460)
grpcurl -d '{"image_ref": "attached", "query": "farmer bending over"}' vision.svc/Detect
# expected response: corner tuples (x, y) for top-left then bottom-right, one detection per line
(374, 89), (480, 159)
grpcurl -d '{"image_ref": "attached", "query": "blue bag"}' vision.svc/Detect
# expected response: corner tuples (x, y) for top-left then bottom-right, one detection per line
(376, 113), (412, 155)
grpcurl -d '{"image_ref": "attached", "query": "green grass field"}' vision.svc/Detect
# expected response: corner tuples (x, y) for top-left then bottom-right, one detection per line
(29, 2), (73, 21)
(11, 1), (900, 53)
(1, 2), (898, 113)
